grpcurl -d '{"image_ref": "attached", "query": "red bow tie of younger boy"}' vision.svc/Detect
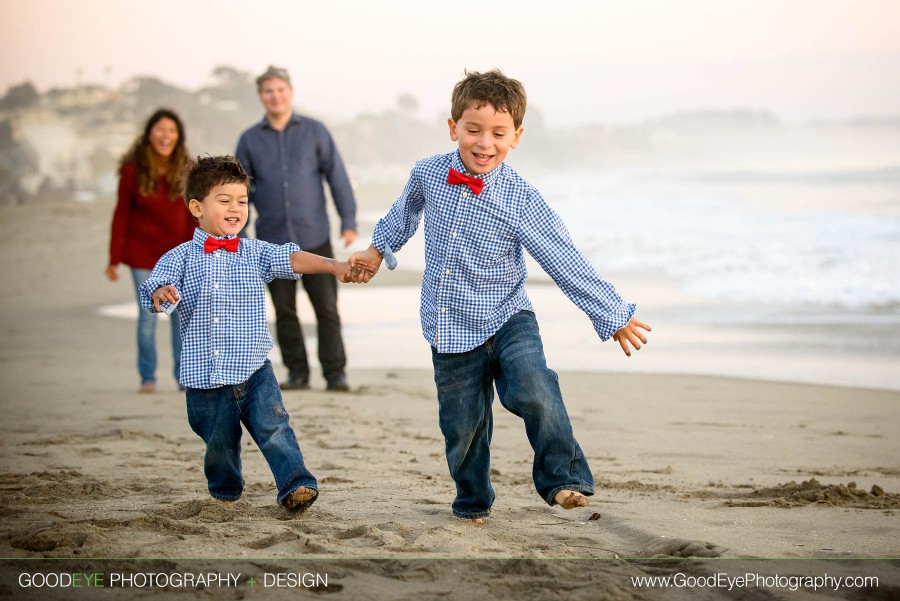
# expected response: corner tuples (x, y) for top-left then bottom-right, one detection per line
(447, 168), (484, 195)
(204, 237), (240, 253)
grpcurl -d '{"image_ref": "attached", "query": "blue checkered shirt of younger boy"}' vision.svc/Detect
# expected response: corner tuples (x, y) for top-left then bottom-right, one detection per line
(139, 228), (302, 388)
(371, 150), (636, 353)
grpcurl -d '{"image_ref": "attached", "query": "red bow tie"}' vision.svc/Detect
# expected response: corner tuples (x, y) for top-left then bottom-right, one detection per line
(204, 236), (240, 253)
(447, 168), (484, 195)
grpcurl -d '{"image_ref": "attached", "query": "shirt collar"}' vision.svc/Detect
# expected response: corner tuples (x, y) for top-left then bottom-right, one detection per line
(450, 150), (504, 190)
(192, 228), (238, 247)
(259, 112), (302, 130)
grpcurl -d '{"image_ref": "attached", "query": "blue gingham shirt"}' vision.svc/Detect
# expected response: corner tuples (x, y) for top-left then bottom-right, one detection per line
(372, 151), (636, 353)
(139, 228), (302, 388)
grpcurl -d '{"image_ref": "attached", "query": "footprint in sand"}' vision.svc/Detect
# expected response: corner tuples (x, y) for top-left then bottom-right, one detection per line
(335, 525), (405, 548)
(244, 529), (301, 550)
(641, 538), (725, 558)
(9, 523), (95, 553)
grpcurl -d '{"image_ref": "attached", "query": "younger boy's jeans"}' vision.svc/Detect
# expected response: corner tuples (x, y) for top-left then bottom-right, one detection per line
(431, 310), (594, 519)
(185, 360), (317, 504)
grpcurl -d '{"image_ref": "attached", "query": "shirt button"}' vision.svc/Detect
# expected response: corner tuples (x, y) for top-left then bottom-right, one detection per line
(213, 317), (219, 324)
(462, 191), (468, 198)
(213, 283), (219, 289)
(452, 232), (458, 238)
(444, 269), (450, 275)
(441, 307), (447, 313)
(213, 350), (219, 356)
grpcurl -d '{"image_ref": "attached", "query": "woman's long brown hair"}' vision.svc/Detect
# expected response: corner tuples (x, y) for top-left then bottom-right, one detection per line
(119, 108), (188, 199)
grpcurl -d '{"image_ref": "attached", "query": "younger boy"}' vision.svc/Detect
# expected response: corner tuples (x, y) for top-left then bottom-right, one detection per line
(140, 155), (360, 512)
(349, 70), (650, 522)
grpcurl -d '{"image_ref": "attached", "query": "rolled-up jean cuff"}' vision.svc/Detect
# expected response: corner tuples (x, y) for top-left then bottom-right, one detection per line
(276, 481), (319, 505)
(545, 484), (595, 506)
(210, 490), (242, 502)
(452, 508), (492, 520)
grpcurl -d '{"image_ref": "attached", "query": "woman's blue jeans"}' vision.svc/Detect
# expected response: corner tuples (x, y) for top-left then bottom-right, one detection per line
(185, 360), (317, 504)
(431, 310), (594, 519)
(131, 267), (181, 385)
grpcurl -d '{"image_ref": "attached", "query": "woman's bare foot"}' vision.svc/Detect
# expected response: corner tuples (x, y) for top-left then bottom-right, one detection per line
(283, 486), (318, 512)
(554, 490), (588, 509)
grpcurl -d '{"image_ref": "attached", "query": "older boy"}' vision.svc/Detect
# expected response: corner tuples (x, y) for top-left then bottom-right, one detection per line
(349, 70), (650, 522)
(140, 155), (360, 512)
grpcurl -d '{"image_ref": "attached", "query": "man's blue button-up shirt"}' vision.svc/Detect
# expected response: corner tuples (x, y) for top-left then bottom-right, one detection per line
(372, 151), (636, 354)
(236, 113), (357, 248)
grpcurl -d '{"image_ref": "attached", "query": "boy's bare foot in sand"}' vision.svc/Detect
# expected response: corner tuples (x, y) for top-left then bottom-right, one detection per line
(455, 516), (485, 525)
(554, 489), (589, 509)
(283, 486), (317, 512)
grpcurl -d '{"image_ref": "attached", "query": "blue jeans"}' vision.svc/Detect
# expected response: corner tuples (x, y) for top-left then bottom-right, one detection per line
(185, 360), (317, 504)
(431, 311), (594, 519)
(131, 267), (181, 385)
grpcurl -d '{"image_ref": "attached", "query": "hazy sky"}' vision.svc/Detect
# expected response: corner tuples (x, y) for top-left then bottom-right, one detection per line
(2, 0), (899, 125)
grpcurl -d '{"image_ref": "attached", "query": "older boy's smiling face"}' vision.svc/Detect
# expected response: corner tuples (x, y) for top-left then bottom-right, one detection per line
(449, 103), (523, 175)
(188, 183), (248, 238)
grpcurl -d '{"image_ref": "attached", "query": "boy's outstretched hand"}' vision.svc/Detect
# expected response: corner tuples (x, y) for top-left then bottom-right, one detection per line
(613, 317), (651, 357)
(347, 244), (384, 283)
(151, 285), (180, 313)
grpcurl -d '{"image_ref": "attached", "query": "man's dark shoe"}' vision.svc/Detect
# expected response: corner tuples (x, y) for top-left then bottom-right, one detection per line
(325, 374), (350, 392)
(280, 375), (310, 391)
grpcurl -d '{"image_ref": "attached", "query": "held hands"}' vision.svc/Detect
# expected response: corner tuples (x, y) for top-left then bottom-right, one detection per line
(334, 260), (376, 284)
(346, 244), (384, 283)
(151, 285), (180, 313)
(613, 317), (651, 357)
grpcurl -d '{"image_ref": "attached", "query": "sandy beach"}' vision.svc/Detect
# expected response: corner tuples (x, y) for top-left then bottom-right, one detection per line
(1, 198), (899, 599)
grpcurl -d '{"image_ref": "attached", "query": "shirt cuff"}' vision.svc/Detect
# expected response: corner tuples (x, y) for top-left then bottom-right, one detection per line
(138, 279), (170, 312)
(593, 302), (636, 341)
(273, 242), (303, 279)
(371, 229), (398, 270)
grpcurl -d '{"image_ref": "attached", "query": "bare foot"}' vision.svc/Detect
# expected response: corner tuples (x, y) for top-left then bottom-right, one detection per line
(554, 490), (589, 509)
(215, 498), (236, 507)
(455, 516), (485, 525)
(283, 486), (318, 512)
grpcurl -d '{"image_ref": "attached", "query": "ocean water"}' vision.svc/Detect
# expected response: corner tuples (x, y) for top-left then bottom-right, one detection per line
(534, 166), (900, 313)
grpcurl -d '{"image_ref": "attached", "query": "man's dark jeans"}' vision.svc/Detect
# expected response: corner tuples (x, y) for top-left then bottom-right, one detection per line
(267, 241), (346, 383)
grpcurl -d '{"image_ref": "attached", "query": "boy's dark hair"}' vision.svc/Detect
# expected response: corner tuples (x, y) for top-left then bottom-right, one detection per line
(451, 69), (527, 128)
(183, 155), (250, 205)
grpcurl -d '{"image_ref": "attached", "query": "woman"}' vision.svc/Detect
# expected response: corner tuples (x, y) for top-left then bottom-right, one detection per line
(106, 109), (195, 393)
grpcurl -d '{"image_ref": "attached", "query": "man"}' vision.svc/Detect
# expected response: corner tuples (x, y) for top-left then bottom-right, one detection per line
(236, 66), (357, 391)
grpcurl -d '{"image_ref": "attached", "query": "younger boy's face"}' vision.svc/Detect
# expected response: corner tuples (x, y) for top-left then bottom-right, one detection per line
(448, 103), (523, 175)
(188, 182), (249, 238)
